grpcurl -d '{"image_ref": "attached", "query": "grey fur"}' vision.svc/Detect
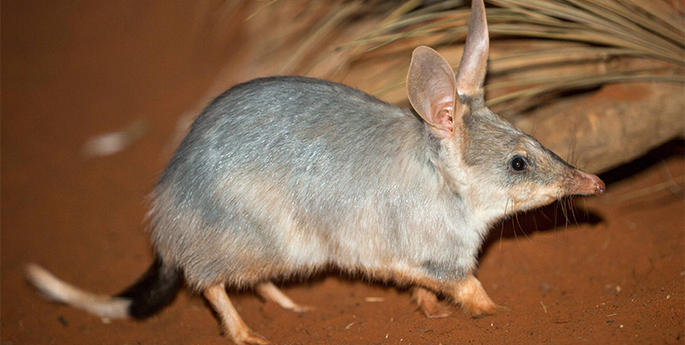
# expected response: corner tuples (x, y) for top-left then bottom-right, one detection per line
(462, 100), (584, 205)
(148, 76), (586, 292)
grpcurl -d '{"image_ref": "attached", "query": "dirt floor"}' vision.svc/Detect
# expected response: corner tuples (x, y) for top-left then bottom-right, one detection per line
(2, 2), (684, 345)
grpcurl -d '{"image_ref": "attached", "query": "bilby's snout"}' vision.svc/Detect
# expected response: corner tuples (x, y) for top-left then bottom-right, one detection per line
(567, 169), (605, 196)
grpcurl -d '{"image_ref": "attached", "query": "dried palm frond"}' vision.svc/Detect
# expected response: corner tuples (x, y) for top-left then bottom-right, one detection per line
(329, 0), (684, 113)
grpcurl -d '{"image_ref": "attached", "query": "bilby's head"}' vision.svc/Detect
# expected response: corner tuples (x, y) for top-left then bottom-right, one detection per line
(406, 0), (604, 221)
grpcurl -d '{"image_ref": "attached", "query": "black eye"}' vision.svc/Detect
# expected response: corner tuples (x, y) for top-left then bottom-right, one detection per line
(510, 155), (528, 172)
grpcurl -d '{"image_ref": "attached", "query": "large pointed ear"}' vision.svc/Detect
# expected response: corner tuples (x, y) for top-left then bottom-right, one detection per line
(407, 46), (459, 138)
(456, 0), (489, 98)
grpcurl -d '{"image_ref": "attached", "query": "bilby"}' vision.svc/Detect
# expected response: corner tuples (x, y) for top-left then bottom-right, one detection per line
(26, 0), (605, 344)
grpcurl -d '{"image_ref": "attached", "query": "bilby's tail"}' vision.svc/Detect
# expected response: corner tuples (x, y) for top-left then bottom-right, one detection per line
(26, 257), (181, 319)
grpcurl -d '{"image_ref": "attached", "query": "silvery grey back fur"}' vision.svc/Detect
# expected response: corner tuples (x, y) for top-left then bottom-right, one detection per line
(150, 76), (481, 290)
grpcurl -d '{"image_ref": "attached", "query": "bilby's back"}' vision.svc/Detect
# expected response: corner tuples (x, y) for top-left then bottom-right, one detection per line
(151, 76), (471, 290)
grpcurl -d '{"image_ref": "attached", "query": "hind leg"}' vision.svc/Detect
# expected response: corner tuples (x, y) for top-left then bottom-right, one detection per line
(256, 282), (311, 312)
(204, 283), (269, 345)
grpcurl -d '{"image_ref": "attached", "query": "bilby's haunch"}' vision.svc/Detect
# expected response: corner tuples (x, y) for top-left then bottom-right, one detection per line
(26, 0), (604, 344)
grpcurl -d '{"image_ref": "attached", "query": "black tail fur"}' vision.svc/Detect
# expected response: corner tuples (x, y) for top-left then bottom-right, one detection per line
(116, 257), (182, 319)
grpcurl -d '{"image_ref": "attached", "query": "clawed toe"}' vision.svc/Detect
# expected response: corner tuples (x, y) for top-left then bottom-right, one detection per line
(256, 282), (311, 313)
(465, 301), (509, 318)
(233, 329), (270, 345)
(423, 304), (453, 319)
(288, 304), (313, 313)
(412, 287), (453, 319)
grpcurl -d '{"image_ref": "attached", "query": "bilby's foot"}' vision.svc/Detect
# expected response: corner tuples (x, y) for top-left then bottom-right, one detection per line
(411, 287), (452, 318)
(449, 274), (503, 318)
(256, 281), (311, 313)
(231, 329), (270, 345)
(204, 284), (270, 345)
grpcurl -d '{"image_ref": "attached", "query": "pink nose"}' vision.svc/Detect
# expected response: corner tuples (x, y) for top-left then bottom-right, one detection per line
(574, 170), (605, 195)
(589, 174), (605, 194)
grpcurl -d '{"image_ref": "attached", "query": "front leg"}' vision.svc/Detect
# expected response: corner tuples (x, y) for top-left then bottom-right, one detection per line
(446, 273), (499, 317)
(411, 287), (452, 318)
(411, 273), (501, 318)
(388, 260), (502, 318)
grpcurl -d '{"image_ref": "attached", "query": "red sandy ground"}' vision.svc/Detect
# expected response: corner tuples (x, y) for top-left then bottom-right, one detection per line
(2, 2), (684, 344)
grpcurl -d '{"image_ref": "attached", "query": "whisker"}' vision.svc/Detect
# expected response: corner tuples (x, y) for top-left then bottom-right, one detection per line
(553, 196), (560, 230)
(499, 199), (510, 250)
(560, 196), (570, 229)
(539, 206), (552, 223)
(519, 211), (532, 240)
(568, 196), (579, 225)
(511, 207), (520, 243)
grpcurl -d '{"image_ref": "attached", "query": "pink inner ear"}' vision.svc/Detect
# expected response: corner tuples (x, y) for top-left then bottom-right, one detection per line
(407, 46), (459, 139)
(431, 100), (455, 134)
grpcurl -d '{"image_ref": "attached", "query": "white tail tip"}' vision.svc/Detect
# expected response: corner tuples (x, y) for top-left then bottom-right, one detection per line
(26, 263), (131, 319)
